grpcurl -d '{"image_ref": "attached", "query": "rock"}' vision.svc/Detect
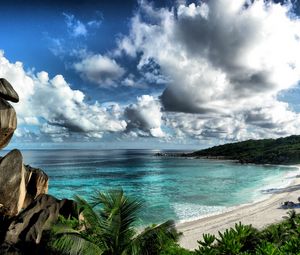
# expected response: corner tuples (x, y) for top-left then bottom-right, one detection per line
(0, 78), (19, 103)
(0, 244), (21, 255)
(155, 152), (168, 157)
(5, 194), (78, 245)
(0, 150), (26, 217)
(23, 165), (49, 209)
(0, 98), (17, 149)
(282, 201), (296, 209)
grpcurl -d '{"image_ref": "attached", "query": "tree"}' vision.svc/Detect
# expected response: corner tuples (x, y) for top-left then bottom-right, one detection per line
(51, 189), (178, 255)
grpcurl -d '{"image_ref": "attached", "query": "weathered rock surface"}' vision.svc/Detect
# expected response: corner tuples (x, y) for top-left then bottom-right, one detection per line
(0, 150), (49, 217)
(0, 98), (17, 149)
(5, 194), (78, 245)
(0, 79), (78, 254)
(0, 150), (26, 217)
(0, 78), (19, 103)
(23, 165), (49, 209)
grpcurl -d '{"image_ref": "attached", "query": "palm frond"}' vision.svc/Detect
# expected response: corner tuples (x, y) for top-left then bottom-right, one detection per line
(52, 232), (104, 255)
(90, 189), (143, 254)
(52, 224), (81, 235)
(51, 189), (177, 255)
(74, 195), (103, 234)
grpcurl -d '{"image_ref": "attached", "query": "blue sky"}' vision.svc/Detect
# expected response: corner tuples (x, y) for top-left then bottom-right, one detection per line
(1, 0), (300, 149)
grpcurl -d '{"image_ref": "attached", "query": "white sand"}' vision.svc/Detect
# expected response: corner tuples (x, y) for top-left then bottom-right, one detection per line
(177, 166), (300, 250)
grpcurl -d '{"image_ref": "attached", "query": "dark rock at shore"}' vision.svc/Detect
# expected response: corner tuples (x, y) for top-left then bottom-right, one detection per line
(0, 78), (19, 103)
(155, 152), (189, 157)
(155, 152), (168, 157)
(0, 150), (26, 217)
(4, 194), (78, 246)
(23, 165), (49, 209)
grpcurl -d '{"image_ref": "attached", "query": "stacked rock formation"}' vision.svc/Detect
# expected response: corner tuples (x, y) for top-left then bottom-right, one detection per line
(0, 79), (78, 254)
(0, 78), (18, 150)
(0, 79), (49, 216)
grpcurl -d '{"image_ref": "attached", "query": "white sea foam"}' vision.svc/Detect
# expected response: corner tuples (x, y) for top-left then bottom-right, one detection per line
(172, 202), (229, 223)
(174, 165), (300, 224)
(258, 165), (299, 198)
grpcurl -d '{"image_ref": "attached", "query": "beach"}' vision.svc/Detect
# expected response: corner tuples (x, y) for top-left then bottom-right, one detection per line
(177, 166), (300, 250)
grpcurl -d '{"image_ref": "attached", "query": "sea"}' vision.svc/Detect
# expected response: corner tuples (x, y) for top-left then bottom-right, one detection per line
(11, 149), (299, 225)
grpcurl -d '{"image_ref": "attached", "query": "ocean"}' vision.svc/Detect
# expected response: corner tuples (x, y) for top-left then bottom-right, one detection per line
(13, 149), (299, 225)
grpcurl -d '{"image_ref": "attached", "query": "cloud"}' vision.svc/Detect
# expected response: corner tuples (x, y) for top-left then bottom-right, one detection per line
(125, 95), (165, 138)
(0, 51), (127, 142)
(116, 0), (300, 141)
(63, 13), (88, 37)
(40, 123), (69, 142)
(63, 13), (102, 38)
(47, 12), (102, 58)
(4, 1), (300, 146)
(243, 99), (300, 134)
(74, 54), (125, 86)
(122, 74), (136, 87)
(165, 112), (247, 141)
(23, 117), (39, 125)
(87, 19), (102, 28)
(164, 97), (300, 142)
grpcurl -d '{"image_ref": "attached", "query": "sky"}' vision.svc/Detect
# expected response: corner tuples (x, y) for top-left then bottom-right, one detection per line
(2, 0), (300, 149)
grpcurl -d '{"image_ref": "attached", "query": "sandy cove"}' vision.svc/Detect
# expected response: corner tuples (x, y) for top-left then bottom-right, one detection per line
(177, 166), (300, 250)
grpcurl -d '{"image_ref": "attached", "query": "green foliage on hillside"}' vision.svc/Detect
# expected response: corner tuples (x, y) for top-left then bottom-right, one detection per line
(191, 135), (300, 164)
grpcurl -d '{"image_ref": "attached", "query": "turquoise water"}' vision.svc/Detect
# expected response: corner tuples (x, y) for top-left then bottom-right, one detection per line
(15, 149), (298, 225)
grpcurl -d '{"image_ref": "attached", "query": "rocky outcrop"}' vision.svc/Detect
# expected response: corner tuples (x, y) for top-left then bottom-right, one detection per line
(0, 78), (19, 103)
(0, 150), (50, 217)
(0, 150), (26, 217)
(0, 98), (17, 149)
(4, 194), (78, 245)
(0, 79), (78, 254)
(23, 165), (49, 209)
(0, 79), (49, 218)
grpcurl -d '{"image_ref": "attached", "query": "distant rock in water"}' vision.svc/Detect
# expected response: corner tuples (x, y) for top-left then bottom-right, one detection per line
(0, 78), (19, 103)
(154, 152), (189, 157)
(155, 152), (169, 157)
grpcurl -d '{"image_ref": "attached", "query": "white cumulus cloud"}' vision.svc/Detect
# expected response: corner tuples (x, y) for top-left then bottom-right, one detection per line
(117, 0), (300, 141)
(125, 95), (165, 138)
(74, 54), (125, 86)
(0, 51), (127, 142)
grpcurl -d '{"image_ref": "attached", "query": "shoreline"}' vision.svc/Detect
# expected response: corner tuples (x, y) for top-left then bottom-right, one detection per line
(177, 165), (300, 250)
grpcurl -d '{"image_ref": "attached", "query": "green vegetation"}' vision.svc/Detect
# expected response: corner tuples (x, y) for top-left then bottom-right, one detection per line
(162, 210), (300, 254)
(50, 189), (179, 255)
(190, 135), (300, 164)
(193, 210), (300, 255)
(49, 189), (300, 255)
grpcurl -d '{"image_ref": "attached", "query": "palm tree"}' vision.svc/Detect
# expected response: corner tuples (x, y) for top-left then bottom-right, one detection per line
(51, 189), (178, 255)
